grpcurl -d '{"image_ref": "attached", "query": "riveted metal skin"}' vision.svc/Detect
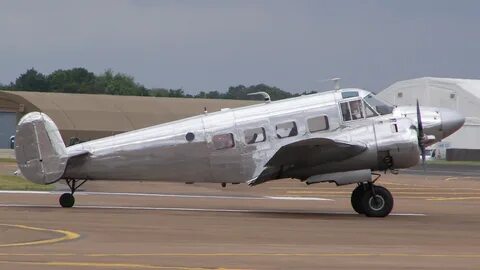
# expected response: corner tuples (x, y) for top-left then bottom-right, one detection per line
(15, 88), (464, 186)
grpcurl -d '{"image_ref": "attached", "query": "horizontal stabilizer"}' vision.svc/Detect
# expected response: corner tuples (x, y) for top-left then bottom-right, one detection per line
(67, 149), (90, 158)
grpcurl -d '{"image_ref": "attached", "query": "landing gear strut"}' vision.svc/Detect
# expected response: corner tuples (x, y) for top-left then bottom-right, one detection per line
(59, 179), (87, 208)
(350, 179), (394, 217)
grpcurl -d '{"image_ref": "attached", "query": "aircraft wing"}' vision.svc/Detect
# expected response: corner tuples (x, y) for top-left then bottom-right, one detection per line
(250, 138), (367, 186)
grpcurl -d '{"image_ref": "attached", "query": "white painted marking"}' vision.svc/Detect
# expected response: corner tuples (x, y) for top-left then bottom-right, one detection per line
(265, 196), (331, 201)
(387, 213), (426, 216)
(0, 190), (332, 201)
(0, 204), (426, 216)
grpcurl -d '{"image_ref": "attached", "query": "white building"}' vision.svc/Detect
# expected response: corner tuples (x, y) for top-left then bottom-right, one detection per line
(378, 77), (480, 152)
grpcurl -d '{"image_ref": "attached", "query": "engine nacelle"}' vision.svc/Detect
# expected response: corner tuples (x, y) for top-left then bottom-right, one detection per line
(374, 118), (420, 170)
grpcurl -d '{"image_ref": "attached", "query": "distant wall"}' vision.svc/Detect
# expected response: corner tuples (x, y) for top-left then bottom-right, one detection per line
(446, 148), (480, 161)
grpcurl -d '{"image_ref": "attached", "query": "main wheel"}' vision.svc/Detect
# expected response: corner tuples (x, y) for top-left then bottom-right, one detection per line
(59, 193), (75, 208)
(351, 184), (366, 214)
(360, 185), (393, 217)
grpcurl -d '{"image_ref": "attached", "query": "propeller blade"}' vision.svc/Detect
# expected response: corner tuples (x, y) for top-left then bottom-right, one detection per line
(416, 100), (424, 139)
(416, 100), (426, 170)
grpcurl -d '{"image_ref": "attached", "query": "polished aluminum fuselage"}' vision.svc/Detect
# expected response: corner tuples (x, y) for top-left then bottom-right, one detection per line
(63, 89), (425, 183)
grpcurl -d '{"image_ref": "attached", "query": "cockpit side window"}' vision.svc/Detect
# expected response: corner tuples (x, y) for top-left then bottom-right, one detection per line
(341, 99), (366, 121)
(340, 102), (351, 121)
(363, 101), (377, 118)
(364, 94), (394, 115)
(349, 100), (364, 120)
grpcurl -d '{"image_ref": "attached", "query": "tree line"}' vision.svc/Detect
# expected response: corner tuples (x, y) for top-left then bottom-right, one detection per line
(0, 68), (316, 100)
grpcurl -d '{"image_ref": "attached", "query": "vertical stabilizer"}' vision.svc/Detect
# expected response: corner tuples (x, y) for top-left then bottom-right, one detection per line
(15, 112), (68, 184)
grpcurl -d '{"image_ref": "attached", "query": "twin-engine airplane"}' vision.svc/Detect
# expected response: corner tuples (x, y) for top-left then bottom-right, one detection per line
(14, 88), (464, 217)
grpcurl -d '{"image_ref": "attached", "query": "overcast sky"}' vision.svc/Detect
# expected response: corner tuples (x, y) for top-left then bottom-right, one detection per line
(1, 0), (479, 94)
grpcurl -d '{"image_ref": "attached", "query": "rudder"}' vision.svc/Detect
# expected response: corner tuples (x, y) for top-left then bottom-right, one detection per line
(15, 112), (68, 184)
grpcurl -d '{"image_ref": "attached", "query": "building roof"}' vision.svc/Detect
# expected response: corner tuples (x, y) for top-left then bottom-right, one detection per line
(383, 77), (480, 100)
(0, 90), (257, 140)
(378, 77), (480, 126)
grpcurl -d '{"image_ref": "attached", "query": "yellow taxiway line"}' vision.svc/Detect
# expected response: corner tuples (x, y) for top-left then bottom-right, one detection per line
(0, 261), (228, 270)
(0, 224), (80, 247)
(286, 191), (480, 195)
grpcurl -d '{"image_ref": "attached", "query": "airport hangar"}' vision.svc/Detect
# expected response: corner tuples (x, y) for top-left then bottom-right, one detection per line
(0, 90), (256, 149)
(378, 77), (480, 160)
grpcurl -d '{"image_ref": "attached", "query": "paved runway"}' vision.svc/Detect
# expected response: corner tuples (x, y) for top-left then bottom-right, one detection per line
(0, 173), (480, 269)
(403, 163), (480, 177)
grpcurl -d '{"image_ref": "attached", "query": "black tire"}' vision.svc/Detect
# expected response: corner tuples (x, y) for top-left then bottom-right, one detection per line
(360, 185), (394, 217)
(351, 184), (366, 214)
(59, 193), (75, 208)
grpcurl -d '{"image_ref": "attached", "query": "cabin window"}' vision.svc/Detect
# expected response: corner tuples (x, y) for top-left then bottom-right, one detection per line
(244, 127), (266, 144)
(212, 133), (235, 150)
(307, 116), (329, 133)
(276, 121), (298, 138)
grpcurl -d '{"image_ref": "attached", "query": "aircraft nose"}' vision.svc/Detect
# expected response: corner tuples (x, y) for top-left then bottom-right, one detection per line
(440, 108), (465, 138)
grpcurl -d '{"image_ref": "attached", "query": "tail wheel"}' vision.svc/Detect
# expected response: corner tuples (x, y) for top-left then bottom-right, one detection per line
(58, 179), (87, 208)
(351, 184), (366, 214)
(360, 185), (394, 217)
(59, 193), (75, 208)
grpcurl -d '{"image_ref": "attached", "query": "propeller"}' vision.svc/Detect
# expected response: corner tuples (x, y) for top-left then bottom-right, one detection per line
(416, 100), (426, 168)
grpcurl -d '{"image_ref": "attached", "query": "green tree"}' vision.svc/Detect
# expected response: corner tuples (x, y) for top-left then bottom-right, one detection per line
(168, 89), (185, 97)
(224, 84), (294, 101)
(95, 69), (146, 96)
(0, 82), (12, 90)
(150, 88), (170, 97)
(14, 68), (50, 91)
(194, 91), (207, 98)
(47, 68), (96, 93)
(5, 68), (301, 100)
(205, 90), (222, 99)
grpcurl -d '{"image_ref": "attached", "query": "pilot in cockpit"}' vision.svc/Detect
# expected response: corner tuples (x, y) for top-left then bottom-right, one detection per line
(350, 100), (364, 120)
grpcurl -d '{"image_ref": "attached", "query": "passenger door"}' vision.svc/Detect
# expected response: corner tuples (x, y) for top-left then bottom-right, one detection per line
(235, 118), (272, 181)
(203, 111), (242, 183)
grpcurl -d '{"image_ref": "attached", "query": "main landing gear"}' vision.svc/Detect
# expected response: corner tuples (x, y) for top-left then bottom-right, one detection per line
(351, 177), (393, 217)
(59, 179), (87, 208)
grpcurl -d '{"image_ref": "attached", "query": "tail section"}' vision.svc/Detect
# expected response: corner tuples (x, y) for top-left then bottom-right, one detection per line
(15, 112), (68, 184)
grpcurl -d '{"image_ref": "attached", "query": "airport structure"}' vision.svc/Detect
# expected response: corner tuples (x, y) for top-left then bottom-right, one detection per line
(0, 90), (256, 148)
(378, 77), (480, 159)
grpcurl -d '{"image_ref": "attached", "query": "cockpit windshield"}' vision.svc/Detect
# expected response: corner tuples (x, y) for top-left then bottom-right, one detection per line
(363, 94), (394, 115)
